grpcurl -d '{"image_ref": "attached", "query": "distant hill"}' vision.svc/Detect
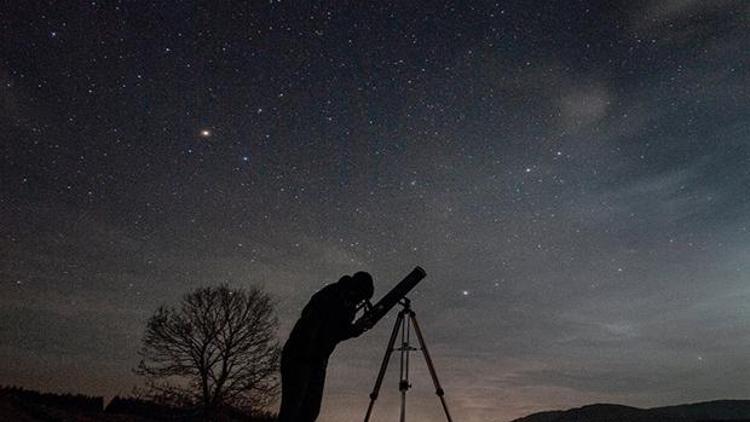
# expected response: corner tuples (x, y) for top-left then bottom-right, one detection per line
(511, 400), (750, 422)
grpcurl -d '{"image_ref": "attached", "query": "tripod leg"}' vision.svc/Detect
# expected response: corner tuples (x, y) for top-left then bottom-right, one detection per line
(409, 313), (454, 422)
(399, 314), (411, 422)
(364, 311), (404, 422)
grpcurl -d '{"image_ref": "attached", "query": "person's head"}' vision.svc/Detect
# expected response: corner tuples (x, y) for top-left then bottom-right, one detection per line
(339, 271), (374, 306)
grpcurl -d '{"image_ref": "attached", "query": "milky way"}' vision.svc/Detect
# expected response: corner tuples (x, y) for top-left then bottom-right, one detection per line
(2, 2), (749, 421)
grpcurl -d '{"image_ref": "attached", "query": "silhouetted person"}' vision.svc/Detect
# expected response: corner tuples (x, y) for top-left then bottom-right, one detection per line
(278, 271), (374, 422)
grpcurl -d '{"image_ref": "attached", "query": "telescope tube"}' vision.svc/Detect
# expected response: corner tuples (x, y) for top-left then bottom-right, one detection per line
(355, 266), (426, 330)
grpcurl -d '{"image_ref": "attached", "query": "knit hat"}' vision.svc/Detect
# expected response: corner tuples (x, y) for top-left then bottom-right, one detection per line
(350, 271), (374, 300)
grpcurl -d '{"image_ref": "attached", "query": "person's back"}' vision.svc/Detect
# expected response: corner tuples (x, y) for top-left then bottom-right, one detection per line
(283, 282), (357, 362)
(278, 272), (374, 422)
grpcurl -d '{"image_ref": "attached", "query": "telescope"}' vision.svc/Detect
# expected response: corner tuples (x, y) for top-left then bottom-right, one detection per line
(354, 266), (426, 331)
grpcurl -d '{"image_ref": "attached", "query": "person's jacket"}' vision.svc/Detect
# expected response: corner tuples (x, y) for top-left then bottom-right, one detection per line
(283, 282), (360, 362)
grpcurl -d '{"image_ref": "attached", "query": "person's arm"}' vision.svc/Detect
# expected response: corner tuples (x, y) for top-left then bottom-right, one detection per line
(341, 321), (366, 340)
(332, 301), (367, 341)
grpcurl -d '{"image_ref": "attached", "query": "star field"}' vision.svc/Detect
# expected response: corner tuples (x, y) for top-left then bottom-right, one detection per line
(1, 2), (750, 421)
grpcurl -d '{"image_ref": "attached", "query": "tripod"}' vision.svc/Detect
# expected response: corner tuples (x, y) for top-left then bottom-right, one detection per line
(364, 298), (453, 422)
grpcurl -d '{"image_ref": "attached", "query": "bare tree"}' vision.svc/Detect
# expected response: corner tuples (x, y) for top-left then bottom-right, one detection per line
(136, 284), (280, 416)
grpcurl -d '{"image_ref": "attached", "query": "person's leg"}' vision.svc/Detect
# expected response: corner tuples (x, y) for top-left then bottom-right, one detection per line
(278, 357), (311, 422)
(299, 361), (328, 421)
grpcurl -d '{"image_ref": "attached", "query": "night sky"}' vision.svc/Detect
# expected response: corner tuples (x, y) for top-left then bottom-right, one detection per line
(2, 1), (750, 421)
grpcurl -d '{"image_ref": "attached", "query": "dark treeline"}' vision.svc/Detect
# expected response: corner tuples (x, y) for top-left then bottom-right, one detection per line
(106, 396), (276, 421)
(1, 385), (277, 421)
(1, 385), (103, 412)
(105, 396), (197, 419)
